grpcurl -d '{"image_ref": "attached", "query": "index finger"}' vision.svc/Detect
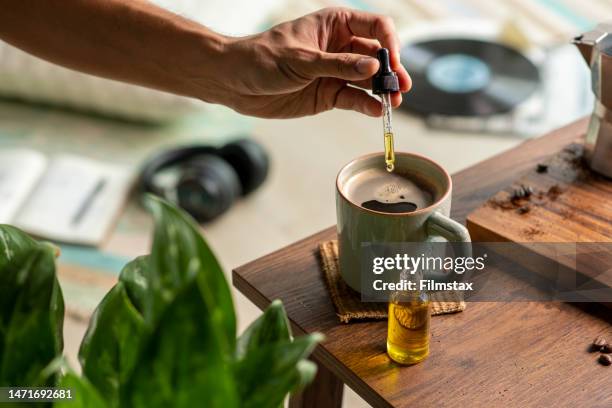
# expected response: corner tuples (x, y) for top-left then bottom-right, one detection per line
(340, 9), (401, 67)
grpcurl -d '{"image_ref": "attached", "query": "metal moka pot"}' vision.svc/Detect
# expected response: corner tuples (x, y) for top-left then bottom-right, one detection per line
(573, 23), (612, 178)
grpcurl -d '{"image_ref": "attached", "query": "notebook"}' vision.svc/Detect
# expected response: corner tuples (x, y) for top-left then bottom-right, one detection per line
(0, 149), (132, 246)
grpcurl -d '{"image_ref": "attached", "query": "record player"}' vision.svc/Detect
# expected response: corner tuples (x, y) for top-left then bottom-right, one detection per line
(398, 19), (592, 137)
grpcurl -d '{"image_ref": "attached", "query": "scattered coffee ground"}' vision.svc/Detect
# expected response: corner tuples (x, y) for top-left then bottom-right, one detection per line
(564, 144), (588, 170)
(488, 183), (565, 217)
(591, 336), (608, 352)
(523, 227), (543, 238)
(560, 142), (603, 181)
(599, 354), (612, 366)
(517, 205), (530, 215)
(547, 185), (562, 201)
(488, 198), (518, 211)
(488, 184), (537, 214)
(536, 163), (548, 173)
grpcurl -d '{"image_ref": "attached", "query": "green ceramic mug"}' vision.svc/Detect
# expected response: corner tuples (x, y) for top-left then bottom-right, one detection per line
(336, 152), (471, 293)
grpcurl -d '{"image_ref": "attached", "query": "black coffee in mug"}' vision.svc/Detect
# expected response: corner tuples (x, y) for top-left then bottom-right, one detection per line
(361, 200), (418, 213)
(342, 167), (434, 214)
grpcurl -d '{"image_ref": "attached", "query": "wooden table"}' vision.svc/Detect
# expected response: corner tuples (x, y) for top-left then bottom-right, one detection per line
(233, 118), (612, 408)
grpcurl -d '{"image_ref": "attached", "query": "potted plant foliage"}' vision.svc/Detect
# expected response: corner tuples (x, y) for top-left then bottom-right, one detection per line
(0, 196), (321, 407)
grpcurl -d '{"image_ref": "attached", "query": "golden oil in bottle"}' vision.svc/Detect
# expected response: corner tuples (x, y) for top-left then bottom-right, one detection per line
(384, 132), (395, 172)
(387, 293), (431, 365)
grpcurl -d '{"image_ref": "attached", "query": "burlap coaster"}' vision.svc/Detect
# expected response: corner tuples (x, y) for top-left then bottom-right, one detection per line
(319, 240), (466, 323)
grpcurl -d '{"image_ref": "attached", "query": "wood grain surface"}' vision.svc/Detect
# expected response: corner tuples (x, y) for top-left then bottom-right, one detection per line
(466, 137), (612, 301)
(233, 118), (612, 408)
(466, 140), (612, 243)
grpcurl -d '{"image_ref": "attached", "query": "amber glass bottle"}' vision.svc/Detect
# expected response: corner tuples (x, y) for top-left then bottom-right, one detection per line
(387, 289), (431, 365)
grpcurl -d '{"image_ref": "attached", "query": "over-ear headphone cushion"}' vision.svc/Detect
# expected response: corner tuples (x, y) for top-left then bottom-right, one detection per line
(176, 154), (241, 222)
(139, 145), (218, 198)
(219, 138), (269, 196)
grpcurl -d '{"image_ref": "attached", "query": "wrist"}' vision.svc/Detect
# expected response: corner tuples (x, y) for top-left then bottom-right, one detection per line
(166, 23), (234, 103)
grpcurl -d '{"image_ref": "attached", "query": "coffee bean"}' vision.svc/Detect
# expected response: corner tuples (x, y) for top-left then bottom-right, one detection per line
(517, 205), (530, 215)
(598, 354), (611, 366)
(592, 336), (608, 352)
(511, 184), (534, 200)
(511, 188), (524, 200)
(602, 343), (612, 354)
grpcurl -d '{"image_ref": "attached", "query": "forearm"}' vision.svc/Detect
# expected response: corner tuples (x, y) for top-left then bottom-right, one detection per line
(0, 0), (225, 100)
(0, 3), (408, 119)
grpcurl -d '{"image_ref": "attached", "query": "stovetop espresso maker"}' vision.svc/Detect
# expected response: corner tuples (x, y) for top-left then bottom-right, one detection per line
(574, 23), (612, 178)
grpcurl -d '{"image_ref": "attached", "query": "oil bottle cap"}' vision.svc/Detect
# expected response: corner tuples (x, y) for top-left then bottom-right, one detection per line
(372, 48), (399, 94)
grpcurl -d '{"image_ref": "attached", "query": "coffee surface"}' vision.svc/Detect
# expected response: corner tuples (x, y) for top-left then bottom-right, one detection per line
(361, 200), (418, 213)
(343, 167), (433, 213)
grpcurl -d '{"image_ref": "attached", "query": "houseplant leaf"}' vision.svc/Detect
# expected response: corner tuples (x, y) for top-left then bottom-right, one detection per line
(126, 283), (237, 408)
(143, 195), (236, 351)
(77, 255), (148, 405)
(235, 299), (291, 360)
(79, 197), (237, 407)
(234, 333), (323, 408)
(54, 371), (106, 408)
(118, 255), (149, 314)
(0, 226), (63, 388)
(291, 359), (318, 391)
(78, 281), (146, 407)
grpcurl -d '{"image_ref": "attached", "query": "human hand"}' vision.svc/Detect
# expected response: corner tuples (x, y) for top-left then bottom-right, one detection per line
(201, 8), (411, 119)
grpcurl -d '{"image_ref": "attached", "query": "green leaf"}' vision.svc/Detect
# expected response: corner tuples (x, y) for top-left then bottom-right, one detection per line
(126, 283), (237, 408)
(78, 281), (146, 407)
(236, 299), (291, 360)
(235, 301), (321, 406)
(54, 372), (106, 408)
(291, 360), (318, 392)
(143, 195), (236, 350)
(0, 225), (47, 330)
(0, 225), (64, 388)
(118, 255), (149, 314)
(78, 197), (238, 407)
(76, 255), (149, 405)
(235, 333), (323, 408)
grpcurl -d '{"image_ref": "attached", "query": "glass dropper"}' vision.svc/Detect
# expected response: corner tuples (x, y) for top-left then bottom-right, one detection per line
(382, 92), (395, 172)
(372, 48), (399, 173)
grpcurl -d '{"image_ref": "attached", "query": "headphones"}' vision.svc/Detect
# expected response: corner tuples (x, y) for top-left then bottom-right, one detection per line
(139, 138), (269, 222)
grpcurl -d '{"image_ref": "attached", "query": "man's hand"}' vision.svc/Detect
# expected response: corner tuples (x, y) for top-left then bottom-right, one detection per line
(0, 2), (409, 119)
(202, 8), (411, 118)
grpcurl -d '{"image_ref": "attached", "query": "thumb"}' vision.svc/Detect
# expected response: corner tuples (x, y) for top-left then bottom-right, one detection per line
(305, 52), (379, 81)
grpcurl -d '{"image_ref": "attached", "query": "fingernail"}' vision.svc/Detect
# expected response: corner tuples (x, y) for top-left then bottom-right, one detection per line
(355, 57), (377, 75)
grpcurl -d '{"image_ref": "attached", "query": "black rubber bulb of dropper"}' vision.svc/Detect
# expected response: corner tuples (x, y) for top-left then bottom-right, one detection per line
(372, 48), (399, 95)
(378, 48), (392, 73)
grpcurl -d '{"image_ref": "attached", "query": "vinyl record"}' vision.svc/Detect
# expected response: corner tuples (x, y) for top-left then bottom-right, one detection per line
(400, 38), (540, 116)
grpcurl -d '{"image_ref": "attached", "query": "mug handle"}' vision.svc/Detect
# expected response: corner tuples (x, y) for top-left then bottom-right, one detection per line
(426, 211), (471, 245)
(425, 211), (472, 283)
